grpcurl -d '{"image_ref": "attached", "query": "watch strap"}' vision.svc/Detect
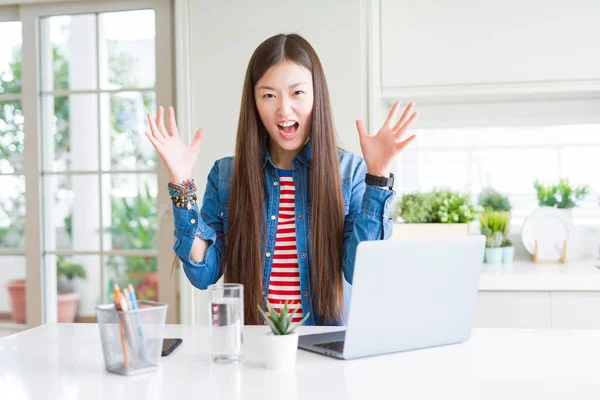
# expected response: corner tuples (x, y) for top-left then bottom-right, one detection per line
(365, 172), (394, 189)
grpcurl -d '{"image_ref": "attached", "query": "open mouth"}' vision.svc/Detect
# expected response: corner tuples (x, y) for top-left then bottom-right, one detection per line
(277, 121), (299, 139)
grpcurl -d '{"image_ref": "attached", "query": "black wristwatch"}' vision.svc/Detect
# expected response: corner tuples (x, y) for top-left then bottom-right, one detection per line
(365, 172), (394, 190)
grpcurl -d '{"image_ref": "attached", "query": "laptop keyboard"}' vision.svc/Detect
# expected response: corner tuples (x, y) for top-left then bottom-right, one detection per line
(314, 340), (345, 353)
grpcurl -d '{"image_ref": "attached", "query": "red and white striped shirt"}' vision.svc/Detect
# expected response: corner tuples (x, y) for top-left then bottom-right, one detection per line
(267, 170), (304, 323)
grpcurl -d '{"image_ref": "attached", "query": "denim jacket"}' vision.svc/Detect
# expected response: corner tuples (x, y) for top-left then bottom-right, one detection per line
(172, 140), (395, 325)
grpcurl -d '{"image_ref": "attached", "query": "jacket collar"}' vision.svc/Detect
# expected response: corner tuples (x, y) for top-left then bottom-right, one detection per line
(262, 138), (312, 169)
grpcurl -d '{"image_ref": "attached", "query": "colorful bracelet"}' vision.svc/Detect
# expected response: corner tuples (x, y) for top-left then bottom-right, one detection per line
(168, 179), (197, 209)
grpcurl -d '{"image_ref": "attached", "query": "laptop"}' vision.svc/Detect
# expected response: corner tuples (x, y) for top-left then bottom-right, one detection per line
(298, 235), (485, 360)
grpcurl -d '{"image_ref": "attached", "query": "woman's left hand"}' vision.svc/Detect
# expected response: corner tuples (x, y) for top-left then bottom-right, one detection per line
(356, 101), (418, 178)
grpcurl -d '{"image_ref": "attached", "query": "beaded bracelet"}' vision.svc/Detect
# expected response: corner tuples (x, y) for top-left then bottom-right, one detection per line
(168, 179), (197, 209)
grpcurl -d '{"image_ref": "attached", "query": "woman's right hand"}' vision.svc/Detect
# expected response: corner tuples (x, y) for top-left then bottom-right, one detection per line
(145, 106), (204, 184)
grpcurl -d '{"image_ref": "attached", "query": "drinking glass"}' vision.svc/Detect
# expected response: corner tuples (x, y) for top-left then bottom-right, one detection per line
(207, 283), (244, 363)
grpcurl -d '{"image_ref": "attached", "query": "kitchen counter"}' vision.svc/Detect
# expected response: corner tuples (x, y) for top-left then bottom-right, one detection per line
(479, 260), (600, 291)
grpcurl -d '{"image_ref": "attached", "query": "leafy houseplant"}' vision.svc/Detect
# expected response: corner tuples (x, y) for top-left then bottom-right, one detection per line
(397, 189), (479, 224)
(478, 188), (511, 212)
(394, 190), (480, 240)
(257, 302), (310, 370)
(396, 193), (433, 223)
(533, 178), (591, 209)
(106, 183), (158, 301)
(429, 189), (479, 223)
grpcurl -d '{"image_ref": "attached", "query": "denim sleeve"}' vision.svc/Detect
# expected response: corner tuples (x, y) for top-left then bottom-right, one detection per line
(173, 161), (225, 289)
(342, 158), (395, 284)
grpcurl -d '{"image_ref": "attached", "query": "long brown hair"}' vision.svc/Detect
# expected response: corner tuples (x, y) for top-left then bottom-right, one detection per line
(224, 34), (345, 325)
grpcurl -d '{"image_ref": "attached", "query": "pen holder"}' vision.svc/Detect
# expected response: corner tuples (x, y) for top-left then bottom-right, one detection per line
(96, 300), (168, 376)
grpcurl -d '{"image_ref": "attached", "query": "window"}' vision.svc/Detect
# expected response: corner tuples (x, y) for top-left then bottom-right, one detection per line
(398, 124), (600, 227)
(0, 0), (173, 327)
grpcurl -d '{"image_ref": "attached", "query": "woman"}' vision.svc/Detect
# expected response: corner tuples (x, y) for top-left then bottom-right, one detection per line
(145, 33), (417, 326)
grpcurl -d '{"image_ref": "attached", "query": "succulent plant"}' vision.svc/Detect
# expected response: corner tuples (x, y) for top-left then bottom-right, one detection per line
(502, 237), (513, 247)
(485, 232), (504, 248)
(480, 212), (508, 248)
(257, 301), (310, 335)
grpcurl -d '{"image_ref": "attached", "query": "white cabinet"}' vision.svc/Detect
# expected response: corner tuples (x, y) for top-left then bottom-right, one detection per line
(551, 292), (600, 330)
(476, 291), (600, 329)
(475, 292), (551, 329)
(380, 0), (600, 97)
(374, 0), (600, 112)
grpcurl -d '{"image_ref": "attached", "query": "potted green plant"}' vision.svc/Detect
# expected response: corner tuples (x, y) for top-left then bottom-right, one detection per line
(6, 257), (86, 324)
(480, 212), (507, 264)
(501, 237), (515, 264)
(57, 257), (87, 322)
(533, 178), (591, 217)
(478, 188), (511, 219)
(257, 302), (310, 370)
(393, 189), (480, 240)
(106, 183), (158, 301)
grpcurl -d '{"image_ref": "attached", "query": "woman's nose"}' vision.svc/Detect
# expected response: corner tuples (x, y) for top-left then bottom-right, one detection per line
(277, 98), (292, 115)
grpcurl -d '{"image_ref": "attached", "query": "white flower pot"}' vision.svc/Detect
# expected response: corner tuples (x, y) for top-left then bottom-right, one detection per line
(263, 332), (299, 370)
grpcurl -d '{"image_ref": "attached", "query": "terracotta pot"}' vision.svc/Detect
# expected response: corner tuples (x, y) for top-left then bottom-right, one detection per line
(7, 279), (26, 324)
(6, 280), (81, 324)
(57, 292), (80, 323)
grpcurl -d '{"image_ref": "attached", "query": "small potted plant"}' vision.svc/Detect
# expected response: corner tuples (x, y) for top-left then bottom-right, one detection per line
(57, 257), (87, 323)
(533, 178), (591, 218)
(501, 237), (515, 264)
(6, 257), (86, 324)
(257, 302), (310, 370)
(480, 212), (507, 264)
(394, 189), (480, 240)
(478, 188), (511, 219)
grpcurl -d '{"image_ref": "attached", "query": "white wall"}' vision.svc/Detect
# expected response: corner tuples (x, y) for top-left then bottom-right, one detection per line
(186, 0), (366, 324)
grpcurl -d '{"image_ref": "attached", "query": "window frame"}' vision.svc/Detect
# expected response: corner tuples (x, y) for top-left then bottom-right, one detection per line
(15, 0), (174, 327)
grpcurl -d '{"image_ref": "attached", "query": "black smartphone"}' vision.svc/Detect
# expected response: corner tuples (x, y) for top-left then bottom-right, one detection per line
(161, 338), (183, 357)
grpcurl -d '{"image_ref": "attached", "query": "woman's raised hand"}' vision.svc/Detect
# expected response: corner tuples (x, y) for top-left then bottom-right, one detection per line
(356, 101), (418, 178)
(145, 106), (204, 184)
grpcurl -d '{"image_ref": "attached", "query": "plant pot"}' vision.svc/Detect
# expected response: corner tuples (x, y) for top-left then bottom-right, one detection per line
(484, 248), (503, 264)
(7, 279), (26, 324)
(391, 223), (471, 240)
(502, 246), (515, 264)
(263, 332), (299, 370)
(7, 280), (81, 324)
(57, 292), (80, 323)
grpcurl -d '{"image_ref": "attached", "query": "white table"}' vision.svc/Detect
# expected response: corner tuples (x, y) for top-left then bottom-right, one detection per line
(2, 324), (600, 399)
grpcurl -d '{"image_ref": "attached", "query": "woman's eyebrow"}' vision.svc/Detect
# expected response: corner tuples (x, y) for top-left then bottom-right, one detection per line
(257, 82), (308, 91)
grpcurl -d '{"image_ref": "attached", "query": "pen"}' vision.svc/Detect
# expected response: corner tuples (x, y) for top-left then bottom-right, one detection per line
(113, 283), (130, 372)
(128, 284), (138, 310)
(123, 288), (133, 311)
(113, 283), (122, 310)
(128, 284), (149, 360)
